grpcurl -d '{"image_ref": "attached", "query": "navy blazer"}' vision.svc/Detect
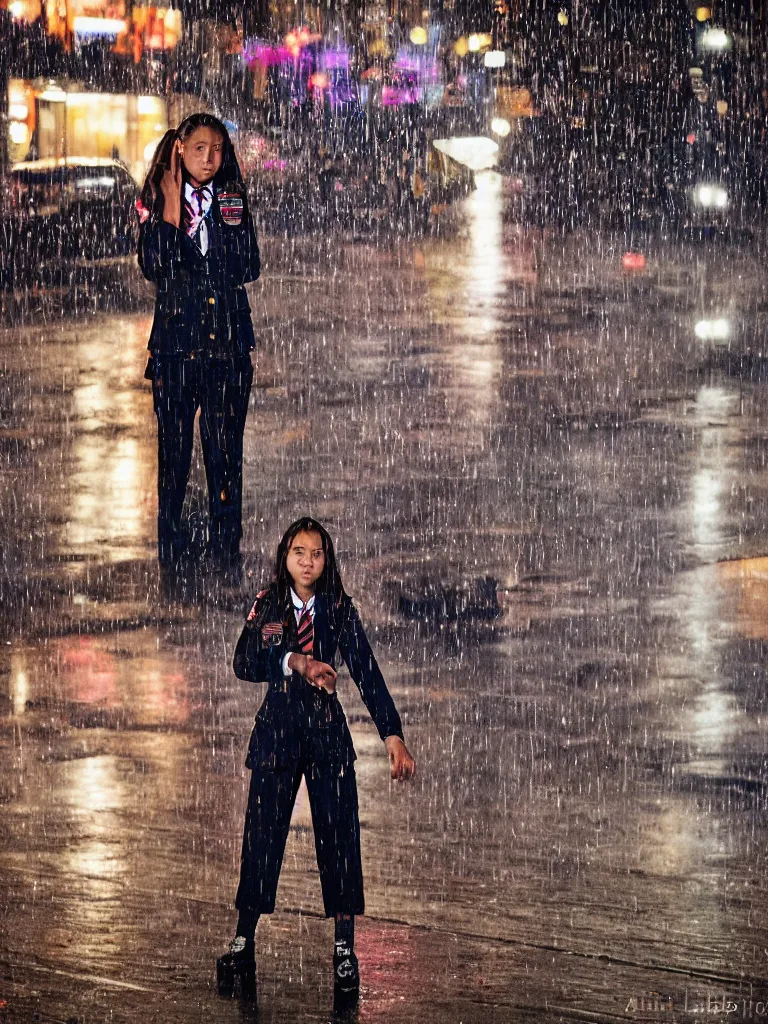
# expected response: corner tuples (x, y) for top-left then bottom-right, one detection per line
(138, 182), (260, 360)
(234, 586), (404, 770)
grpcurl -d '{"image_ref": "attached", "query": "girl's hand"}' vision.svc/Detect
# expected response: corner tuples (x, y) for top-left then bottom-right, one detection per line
(384, 736), (416, 782)
(288, 653), (338, 694)
(160, 140), (182, 228)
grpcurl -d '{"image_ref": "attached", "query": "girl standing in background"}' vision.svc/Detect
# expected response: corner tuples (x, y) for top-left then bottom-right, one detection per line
(137, 113), (260, 569)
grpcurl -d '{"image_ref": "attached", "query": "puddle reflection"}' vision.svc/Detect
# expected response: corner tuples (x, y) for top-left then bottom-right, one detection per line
(6, 635), (191, 727)
(58, 320), (155, 561)
(10, 652), (29, 717)
(664, 384), (744, 763)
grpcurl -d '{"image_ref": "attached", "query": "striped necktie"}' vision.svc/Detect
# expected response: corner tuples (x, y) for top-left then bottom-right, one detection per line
(186, 186), (210, 242)
(297, 604), (314, 655)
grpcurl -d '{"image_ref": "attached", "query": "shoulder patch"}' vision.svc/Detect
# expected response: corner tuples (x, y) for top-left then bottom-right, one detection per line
(246, 589), (270, 622)
(135, 197), (150, 223)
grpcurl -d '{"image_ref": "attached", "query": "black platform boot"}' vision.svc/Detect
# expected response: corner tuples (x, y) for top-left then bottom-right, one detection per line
(216, 937), (256, 999)
(333, 941), (360, 1002)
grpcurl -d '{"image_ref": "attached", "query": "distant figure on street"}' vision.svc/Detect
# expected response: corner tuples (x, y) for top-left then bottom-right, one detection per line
(217, 517), (416, 1003)
(136, 113), (260, 569)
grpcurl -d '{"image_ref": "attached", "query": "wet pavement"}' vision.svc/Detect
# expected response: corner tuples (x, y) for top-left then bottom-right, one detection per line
(1, 173), (768, 1022)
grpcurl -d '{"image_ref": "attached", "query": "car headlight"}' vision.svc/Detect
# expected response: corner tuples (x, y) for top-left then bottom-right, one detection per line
(694, 183), (729, 209)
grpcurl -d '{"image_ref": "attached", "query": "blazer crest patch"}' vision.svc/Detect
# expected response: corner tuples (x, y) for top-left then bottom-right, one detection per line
(218, 190), (244, 226)
(261, 622), (283, 646)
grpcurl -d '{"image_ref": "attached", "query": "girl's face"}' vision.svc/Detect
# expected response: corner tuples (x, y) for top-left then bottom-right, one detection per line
(178, 126), (224, 186)
(286, 530), (325, 594)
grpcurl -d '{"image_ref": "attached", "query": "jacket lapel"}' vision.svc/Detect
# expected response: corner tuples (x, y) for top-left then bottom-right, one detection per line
(312, 594), (335, 665)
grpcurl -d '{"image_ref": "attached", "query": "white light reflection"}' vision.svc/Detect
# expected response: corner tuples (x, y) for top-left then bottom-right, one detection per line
(466, 171), (505, 323)
(11, 653), (28, 717)
(689, 386), (734, 552)
(61, 756), (127, 885)
(683, 386), (741, 762)
(67, 435), (147, 555)
(445, 170), (505, 416)
(56, 321), (155, 561)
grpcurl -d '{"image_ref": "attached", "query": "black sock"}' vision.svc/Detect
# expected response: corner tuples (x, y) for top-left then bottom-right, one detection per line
(334, 914), (354, 950)
(236, 907), (260, 941)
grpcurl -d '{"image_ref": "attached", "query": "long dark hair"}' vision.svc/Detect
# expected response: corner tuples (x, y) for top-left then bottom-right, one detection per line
(274, 517), (347, 613)
(138, 112), (248, 223)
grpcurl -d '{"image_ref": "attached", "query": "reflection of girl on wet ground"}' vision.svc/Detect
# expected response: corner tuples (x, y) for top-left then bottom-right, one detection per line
(136, 113), (260, 570)
(217, 517), (416, 1002)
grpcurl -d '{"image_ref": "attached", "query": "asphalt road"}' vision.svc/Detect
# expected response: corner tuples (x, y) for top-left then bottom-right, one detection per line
(1, 174), (768, 1023)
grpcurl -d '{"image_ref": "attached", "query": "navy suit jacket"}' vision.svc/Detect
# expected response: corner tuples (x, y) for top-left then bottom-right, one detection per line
(138, 181), (260, 359)
(234, 586), (404, 770)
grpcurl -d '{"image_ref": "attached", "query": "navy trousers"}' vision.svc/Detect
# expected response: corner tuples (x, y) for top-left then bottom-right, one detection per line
(151, 355), (252, 561)
(235, 756), (364, 918)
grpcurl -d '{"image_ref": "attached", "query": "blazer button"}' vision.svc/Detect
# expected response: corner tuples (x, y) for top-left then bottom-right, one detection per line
(208, 297), (215, 305)
(209, 333), (216, 340)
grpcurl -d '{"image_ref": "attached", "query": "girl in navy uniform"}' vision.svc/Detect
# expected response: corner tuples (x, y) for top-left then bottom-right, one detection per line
(137, 113), (260, 567)
(217, 517), (416, 1000)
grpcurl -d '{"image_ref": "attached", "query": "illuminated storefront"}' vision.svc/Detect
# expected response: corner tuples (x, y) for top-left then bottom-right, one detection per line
(5, 0), (179, 181)
(8, 81), (168, 182)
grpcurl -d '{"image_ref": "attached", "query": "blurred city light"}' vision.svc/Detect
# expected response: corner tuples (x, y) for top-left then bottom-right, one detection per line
(557, 10), (569, 25)
(484, 50), (506, 68)
(9, 122), (29, 145)
(701, 27), (730, 50)
(622, 252), (646, 272)
(73, 16), (127, 36)
(695, 6), (712, 20)
(694, 183), (729, 208)
(490, 117), (511, 137)
(409, 26), (427, 45)
(467, 33), (491, 52)
(695, 319), (731, 341)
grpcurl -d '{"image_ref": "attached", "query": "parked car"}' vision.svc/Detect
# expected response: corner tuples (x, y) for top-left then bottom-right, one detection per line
(1, 157), (139, 290)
